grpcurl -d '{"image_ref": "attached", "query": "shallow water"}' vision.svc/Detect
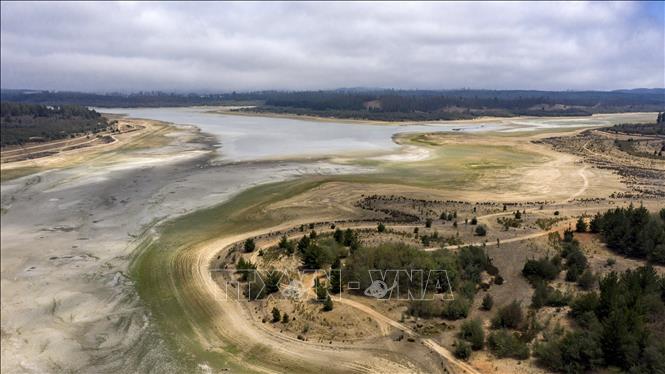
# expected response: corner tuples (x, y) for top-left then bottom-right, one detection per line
(101, 107), (502, 161)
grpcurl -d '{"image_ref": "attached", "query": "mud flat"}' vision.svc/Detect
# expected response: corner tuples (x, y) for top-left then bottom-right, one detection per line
(0, 118), (368, 373)
(1, 109), (658, 373)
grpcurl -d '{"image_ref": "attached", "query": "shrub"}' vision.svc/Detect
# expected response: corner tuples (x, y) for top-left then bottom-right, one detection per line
(522, 257), (560, 283)
(565, 267), (579, 282)
(470, 217), (478, 225)
(487, 330), (529, 359)
(569, 292), (599, 319)
(454, 340), (472, 360)
(492, 300), (523, 329)
(534, 331), (602, 373)
(531, 282), (569, 309)
(481, 293), (494, 311)
(377, 222), (386, 232)
(475, 224), (487, 236)
(577, 270), (596, 290)
(459, 319), (485, 350)
(425, 218), (433, 228)
(408, 300), (442, 318)
(442, 297), (470, 320)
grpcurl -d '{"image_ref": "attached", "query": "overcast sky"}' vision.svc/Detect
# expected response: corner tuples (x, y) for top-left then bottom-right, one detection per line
(1, 1), (663, 92)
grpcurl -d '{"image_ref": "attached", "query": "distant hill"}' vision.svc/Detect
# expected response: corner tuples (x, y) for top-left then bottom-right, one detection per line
(2, 88), (663, 121)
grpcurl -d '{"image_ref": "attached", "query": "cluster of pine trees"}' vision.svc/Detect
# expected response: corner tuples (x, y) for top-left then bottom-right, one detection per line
(535, 266), (665, 373)
(1, 101), (108, 146)
(590, 205), (665, 264)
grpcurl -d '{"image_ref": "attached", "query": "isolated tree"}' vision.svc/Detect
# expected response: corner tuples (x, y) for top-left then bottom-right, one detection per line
(282, 313), (290, 323)
(309, 230), (317, 239)
(323, 295), (334, 311)
(271, 307), (281, 323)
(515, 210), (522, 220)
(425, 218), (433, 228)
(576, 217), (587, 233)
(470, 217), (478, 225)
(377, 222), (386, 233)
(314, 278), (328, 301)
(243, 238), (256, 253)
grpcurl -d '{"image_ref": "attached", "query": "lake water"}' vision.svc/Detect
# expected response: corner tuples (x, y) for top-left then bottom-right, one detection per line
(99, 107), (634, 162)
(100, 107), (502, 161)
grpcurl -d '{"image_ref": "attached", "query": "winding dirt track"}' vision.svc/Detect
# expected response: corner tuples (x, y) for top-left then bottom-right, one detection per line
(188, 172), (588, 373)
(187, 224), (438, 373)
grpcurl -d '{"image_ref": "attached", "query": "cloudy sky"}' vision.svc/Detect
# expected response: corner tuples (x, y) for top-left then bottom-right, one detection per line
(1, 1), (663, 92)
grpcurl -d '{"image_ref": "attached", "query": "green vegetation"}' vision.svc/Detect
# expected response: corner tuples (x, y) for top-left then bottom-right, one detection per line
(535, 266), (665, 373)
(454, 340), (472, 360)
(271, 307), (281, 323)
(1, 101), (108, 146)
(474, 224), (487, 236)
(243, 238), (256, 253)
(5, 88), (663, 119)
(491, 301), (524, 330)
(459, 319), (485, 350)
(575, 216), (587, 232)
(481, 294), (494, 311)
(323, 295), (333, 311)
(522, 256), (561, 284)
(591, 205), (665, 264)
(487, 330), (529, 360)
(535, 217), (564, 230)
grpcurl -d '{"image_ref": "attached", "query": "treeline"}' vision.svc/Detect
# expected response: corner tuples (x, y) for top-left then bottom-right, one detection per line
(2, 88), (663, 121)
(1, 101), (108, 146)
(534, 266), (665, 373)
(605, 112), (665, 135)
(591, 205), (665, 264)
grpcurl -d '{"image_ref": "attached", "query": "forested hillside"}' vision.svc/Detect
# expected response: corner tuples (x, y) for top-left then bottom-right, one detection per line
(3, 88), (663, 121)
(1, 102), (108, 147)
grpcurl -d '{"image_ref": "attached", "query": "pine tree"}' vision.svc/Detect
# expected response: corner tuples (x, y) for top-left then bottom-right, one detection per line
(323, 295), (333, 311)
(329, 259), (342, 294)
(297, 235), (310, 253)
(576, 217), (588, 233)
(333, 228), (343, 243)
(243, 238), (256, 253)
(314, 278), (328, 301)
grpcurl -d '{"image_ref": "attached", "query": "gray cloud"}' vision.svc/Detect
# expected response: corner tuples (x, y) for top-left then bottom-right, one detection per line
(1, 1), (663, 92)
